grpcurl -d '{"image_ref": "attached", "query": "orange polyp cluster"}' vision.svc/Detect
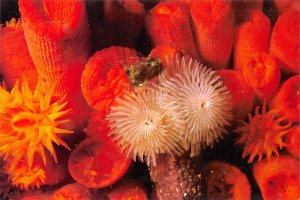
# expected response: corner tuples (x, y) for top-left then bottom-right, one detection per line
(234, 101), (292, 163)
(3, 151), (66, 191)
(0, 18), (21, 40)
(0, 18), (21, 34)
(51, 183), (92, 200)
(0, 79), (73, 171)
(6, 159), (46, 190)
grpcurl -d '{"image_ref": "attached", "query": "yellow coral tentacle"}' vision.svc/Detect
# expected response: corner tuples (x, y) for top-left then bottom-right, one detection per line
(0, 79), (73, 170)
(234, 101), (291, 163)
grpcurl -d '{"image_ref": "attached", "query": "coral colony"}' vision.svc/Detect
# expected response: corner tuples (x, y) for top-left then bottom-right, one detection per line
(0, 0), (299, 199)
(234, 101), (291, 163)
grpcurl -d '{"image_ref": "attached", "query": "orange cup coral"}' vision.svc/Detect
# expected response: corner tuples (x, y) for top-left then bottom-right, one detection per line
(253, 156), (300, 200)
(0, 79), (73, 170)
(6, 158), (46, 190)
(4, 152), (65, 190)
(234, 101), (292, 163)
(270, 75), (300, 123)
(0, 18), (21, 35)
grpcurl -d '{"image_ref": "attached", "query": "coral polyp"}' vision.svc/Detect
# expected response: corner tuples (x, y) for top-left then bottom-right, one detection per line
(234, 101), (291, 163)
(106, 89), (187, 166)
(0, 18), (21, 34)
(0, 79), (73, 169)
(6, 159), (46, 190)
(158, 56), (232, 156)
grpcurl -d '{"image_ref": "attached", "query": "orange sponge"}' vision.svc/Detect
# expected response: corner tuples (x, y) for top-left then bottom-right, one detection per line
(218, 70), (255, 122)
(190, 0), (234, 69)
(270, 9), (300, 74)
(81, 46), (140, 112)
(240, 52), (281, 101)
(234, 10), (271, 71)
(146, 2), (199, 60)
(0, 18), (37, 89)
(270, 75), (300, 123)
